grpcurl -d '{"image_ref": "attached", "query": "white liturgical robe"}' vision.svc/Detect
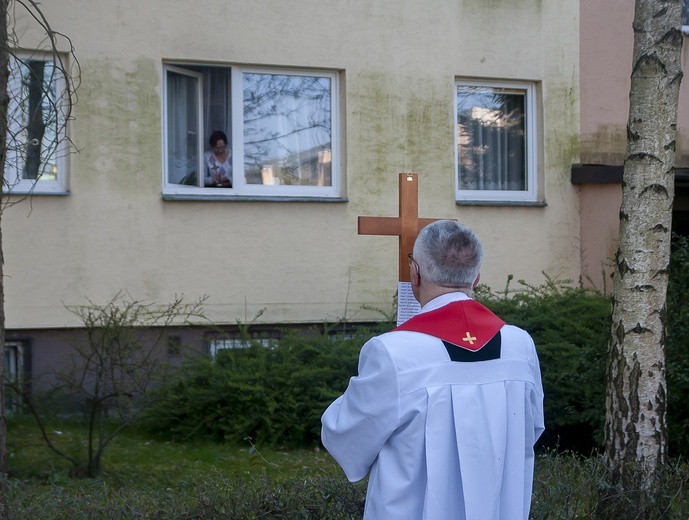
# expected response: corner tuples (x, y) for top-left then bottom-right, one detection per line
(321, 292), (545, 519)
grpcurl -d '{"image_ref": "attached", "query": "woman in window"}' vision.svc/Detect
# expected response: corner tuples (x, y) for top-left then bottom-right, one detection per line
(204, 130), (232, 187)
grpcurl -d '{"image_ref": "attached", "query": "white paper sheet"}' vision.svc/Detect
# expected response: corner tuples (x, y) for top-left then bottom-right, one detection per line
(397, 281), (421, 326)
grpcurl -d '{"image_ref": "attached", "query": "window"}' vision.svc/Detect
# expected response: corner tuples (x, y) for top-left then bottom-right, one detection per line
(167, 335), (181, 357)
(4, 341), (25, 413)
(455, 80), (538, 203)
(206, 329), (280, 357)
(4, 53), (69, 194)
(163, 64), (340, 199)
(683, 0), (689, 33)
(208, 337), (272, 356)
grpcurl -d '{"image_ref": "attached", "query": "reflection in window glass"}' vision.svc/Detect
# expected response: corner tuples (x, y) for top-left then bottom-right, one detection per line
(456, 85), (527, 192)
(243, 73), (332, 187)
(6, 57), (59, 183)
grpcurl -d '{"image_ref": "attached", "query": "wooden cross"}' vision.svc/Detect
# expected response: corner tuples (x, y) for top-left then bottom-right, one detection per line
(358, 172), (446, 282)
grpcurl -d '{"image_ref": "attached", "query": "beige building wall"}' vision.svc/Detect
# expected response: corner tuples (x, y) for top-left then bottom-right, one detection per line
(4, 0), (581, 329)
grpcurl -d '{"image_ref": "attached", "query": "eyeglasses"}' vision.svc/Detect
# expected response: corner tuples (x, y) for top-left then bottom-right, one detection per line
(408, 253), (420, 274)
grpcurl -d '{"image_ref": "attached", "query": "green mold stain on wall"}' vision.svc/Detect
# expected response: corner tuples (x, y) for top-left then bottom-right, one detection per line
(76, 58), (161, 194)
(350, 70), (454, 201)
(349, 70), (401, 195)
(404, 88), (454, 175)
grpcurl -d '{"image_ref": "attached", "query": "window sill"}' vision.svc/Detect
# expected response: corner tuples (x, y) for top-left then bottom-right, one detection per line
(455, 199), (547, 207)
(3, 189), (69, 196)
(162, 193), (348, 203)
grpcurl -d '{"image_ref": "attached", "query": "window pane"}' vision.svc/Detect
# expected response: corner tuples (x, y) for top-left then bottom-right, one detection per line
(201, 67), (232, 188)
(166, 70), (200, 186)
(456, 85), (527, 192)
(4, 342), (24, 413)
(6, 58), (59, 182)
(683, 0), (689, 25)
(243, 73), (332, 186)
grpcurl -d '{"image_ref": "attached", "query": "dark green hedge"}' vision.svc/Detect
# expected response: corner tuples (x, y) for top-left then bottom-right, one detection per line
(141, 325), (385, 447)
(667, 235), (689, 457)
(143, 238), (689, 456)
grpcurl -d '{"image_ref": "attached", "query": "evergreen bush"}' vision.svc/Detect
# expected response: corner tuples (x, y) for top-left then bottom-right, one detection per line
(667, 234), (689, 457)
(143, 239), (689, 456)
(141, 323), (388, 447)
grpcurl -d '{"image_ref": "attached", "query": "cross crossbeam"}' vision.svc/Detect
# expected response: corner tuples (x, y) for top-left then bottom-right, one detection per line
(358, 173), (445, 282)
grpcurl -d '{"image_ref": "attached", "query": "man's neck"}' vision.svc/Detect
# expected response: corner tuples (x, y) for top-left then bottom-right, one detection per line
(418, 285), (471, 307)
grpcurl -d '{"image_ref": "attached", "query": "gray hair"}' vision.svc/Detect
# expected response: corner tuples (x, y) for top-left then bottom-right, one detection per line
(412, 220), (483, 288)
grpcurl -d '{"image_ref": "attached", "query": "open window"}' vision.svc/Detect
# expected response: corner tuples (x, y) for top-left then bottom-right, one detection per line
(163, 64), (340, 199)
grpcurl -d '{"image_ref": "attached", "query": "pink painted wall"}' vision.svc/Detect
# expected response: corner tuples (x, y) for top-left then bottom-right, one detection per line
(580, 0), (633, 164)
(577, 184), (621, 290)
(579, 0), (689, 290)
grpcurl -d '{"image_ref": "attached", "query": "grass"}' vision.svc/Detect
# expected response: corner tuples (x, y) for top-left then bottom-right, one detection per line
(6, 416), (365, 519)
(5, 417), (689, 519)
(7, 416), (341, 487)
(531, 450), (689, 519)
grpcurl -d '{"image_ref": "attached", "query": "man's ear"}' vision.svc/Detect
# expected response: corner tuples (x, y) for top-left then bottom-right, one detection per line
(411, 265), (421, 287)
(473, 273), (481, 288)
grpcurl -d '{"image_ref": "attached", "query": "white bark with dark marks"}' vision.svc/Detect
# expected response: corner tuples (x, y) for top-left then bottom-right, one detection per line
(604, 0), (683, 479)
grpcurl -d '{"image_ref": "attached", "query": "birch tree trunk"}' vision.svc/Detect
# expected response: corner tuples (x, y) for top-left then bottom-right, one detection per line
(604, 0), (683, 490)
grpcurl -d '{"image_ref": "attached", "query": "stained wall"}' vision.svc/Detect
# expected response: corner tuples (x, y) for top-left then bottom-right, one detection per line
(4, 0), (581, 330)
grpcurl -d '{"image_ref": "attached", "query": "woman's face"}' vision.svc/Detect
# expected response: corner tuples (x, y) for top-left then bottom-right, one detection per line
(213, 140), (227, 156)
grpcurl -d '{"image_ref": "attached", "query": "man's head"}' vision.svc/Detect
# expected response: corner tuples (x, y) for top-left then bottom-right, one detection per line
(411, 220), (483, 303)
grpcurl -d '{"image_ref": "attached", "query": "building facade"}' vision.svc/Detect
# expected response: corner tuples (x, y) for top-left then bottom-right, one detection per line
(4, 1), (582, 383)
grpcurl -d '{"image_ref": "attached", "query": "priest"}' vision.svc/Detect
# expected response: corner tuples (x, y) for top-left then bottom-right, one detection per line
(321, 220), (545, 519)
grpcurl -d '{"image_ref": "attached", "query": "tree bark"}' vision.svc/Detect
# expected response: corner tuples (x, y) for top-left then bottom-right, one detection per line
(604, 0), (683, 488)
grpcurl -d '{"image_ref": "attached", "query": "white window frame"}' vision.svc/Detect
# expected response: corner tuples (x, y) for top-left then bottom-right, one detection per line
(4, 52), (69, 195)
(162, 63), (341, 200)
(454, 79), (538, 203)
(161, 65), (204, 192)
(209, 337), (273, 357)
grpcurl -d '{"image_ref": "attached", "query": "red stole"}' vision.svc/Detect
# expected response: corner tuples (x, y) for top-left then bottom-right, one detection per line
(394, 300), (505, 351)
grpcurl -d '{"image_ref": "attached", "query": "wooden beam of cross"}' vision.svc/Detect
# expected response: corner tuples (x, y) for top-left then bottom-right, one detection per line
(358, 172), (448, 282)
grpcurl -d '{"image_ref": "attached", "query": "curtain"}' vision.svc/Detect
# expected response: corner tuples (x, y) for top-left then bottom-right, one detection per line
(202, 67), (232, 149)
(457, 87), (526, 192)
(166, 70), (199, 185)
